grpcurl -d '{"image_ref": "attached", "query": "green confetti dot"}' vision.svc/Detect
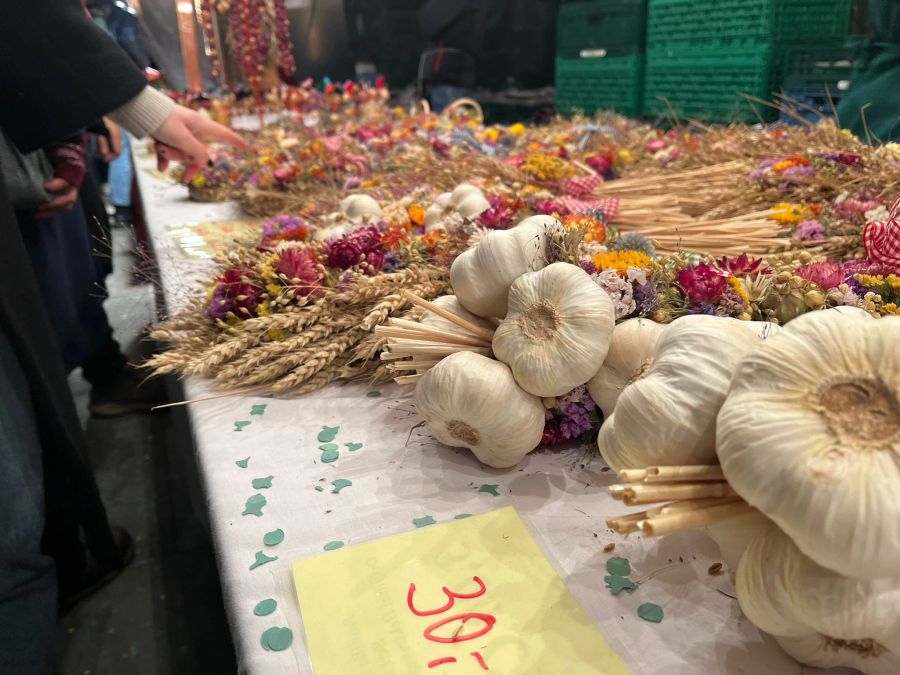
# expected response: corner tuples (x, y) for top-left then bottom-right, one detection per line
(637, 602), (664, 623)
(242, 494), (267, 517)
(331, 479), (352, 494)
(317, 426), (340, 443)
(318, 443), (339, 452)
(366, 391), (382, 398)
(478, 484), (500, 496)
(235, 457), (250, 468)
(320, 449), (339, 463)
(260, 626), (293, 651)
(323, 540), (344, 551)
(345, 442), (363, 452)
(234, 420), (251, 432)
(250, 404), (267, 416)
(606, 556), (631, 577)
(413, 515), (437, 528)
(249, 551), (278, 570)
(314, 485), (324, 492)
(252, 475), (274, 489)
(454, 513), (472, 520)
(263, 529), (284, 546)
(253, 599), (277, 616)
(604, 575), (637, 595)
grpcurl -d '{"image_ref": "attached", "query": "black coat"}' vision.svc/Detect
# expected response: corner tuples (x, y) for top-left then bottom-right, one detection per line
(0, 0), (147, 152)
(0, 0), (150, 572)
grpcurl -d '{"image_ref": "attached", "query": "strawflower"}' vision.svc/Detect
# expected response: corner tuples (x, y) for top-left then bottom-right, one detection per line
(677, 263), (727, 304)
(207, 268), (262, 320)
(795, 262), (843, 289)
(275, 248), (321, 294)
(715, 253), (764, 276)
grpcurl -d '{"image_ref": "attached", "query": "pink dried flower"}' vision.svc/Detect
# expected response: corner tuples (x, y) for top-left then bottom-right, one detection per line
(794, 219), (825, 241)
(677, 263), (727, 304)
(715, 253), (764, 276)
(276, 248), (321, 294)
(326, 239), (363, 269)
(795, 262), (843, 289)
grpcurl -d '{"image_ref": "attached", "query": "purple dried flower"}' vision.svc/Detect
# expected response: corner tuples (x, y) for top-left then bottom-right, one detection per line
(794, 219), (825, 241)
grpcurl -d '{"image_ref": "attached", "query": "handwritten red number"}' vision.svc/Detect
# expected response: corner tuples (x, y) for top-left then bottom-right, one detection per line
(427, 657), (457, 668)
(423, 612), (496, 644)
(471, 652), (489, 670)
(407, 576), (487, 617)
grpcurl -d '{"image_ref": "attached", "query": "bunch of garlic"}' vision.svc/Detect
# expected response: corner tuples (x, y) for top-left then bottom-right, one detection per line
(424, 184), (491, 233)
(450, 215), (564, 318)
(492, 262), (615, 397)
(312, 194), (381, 241)
(413, 351), (545, 468)
(737, 527), (900, 674)
(597, 314), (772, 472)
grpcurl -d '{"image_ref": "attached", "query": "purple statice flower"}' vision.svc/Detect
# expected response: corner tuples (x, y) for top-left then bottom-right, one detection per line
(782, 165), (816, 179)
(559, 403), (592, 439)
(749, 168), (766, 182)
(382, 252), (403, 272)
(759, 158), (778, 169)
(687, 303), (718, 316)
(579, 259), (598, 275)
(794, 219), (825, 241)
(632, 281), (657, 315)
(342, 176), (361, 190)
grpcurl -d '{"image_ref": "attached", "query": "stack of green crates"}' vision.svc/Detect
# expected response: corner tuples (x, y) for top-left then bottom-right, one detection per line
(643, 0), (852, 123)
(555, 0), (647, 117)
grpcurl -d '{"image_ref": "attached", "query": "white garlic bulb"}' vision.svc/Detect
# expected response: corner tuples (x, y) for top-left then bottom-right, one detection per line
(587, 318), (667, 419)
(492, 263), (614, 397)
(717, 310), (900, 580)
(736, 526), (900, 674)
(450, 216), (564, 318)
(597, 314), (763, 472)
(424, 184), (491, 232)
(705, 511), (774, 579)
(413, 351), (545, 468)
(339, 194), (381, 223)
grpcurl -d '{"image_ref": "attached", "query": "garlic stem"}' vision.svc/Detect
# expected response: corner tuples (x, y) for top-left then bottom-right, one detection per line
(400, 290), (496, 342)
(638, 502), (755, 536)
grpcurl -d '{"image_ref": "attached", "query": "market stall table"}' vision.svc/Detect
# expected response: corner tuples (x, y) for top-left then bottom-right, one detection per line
(134, 143), (815, 675)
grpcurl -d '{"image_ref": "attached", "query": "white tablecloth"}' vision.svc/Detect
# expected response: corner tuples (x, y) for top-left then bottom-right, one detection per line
(134, 146), (808, 675)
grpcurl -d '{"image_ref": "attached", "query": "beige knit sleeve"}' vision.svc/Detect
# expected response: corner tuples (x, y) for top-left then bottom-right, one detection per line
(107, 86), (177, 138)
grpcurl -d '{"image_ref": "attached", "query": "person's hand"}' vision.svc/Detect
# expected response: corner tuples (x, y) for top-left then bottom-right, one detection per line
(35, 178), (78, 219)
(151, 105), (246, 183)
(97, 119), (123, 162)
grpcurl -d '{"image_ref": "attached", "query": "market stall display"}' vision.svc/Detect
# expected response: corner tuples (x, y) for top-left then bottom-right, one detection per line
(136, 81), (900, 673)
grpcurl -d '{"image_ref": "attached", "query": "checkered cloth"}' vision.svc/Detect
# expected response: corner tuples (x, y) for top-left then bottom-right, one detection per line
(864, 196), (900, 270)
(552, 196), (620, 222)
(565, 173), (602, 197)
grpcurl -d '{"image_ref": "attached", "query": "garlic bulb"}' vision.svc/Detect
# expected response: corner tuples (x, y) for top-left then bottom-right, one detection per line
(339, 194), (381, 223)
(705, 511), (774, 578)
(450, 216), (564, 318)
(587, 318), (667, 419)
(492, 263), (614, 397)
(830, 304), (875, 320)
(424, 184), (491, 232)
(413, 351), (545, 468)
(717, 310), (900, 580)
(597, 314), (763, 473)
(736, 527), (900, 674)
(419, 295), (495, 335)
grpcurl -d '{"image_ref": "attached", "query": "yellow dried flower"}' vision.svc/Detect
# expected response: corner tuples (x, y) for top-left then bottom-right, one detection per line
(507, 123), (525, 135)
(593, 251), (652, 276)
(728, 276), (750, 305)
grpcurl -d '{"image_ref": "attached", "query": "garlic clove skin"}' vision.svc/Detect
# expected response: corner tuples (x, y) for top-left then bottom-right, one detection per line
(597, 314), (762, 472)
(450, 216), (564, 318)
(455, 193), (491, 220)
(717, 311), (900, 580)
(736, 526), (900, 673)
(493, 262), (615, 397)
(413, 351), (545, 469)
(705, 511), (775, 581)
(449, 183), (485, 206)
(312, 222), (353, 242)
(587, 318), (667, 419)
(829, 304), (875, 320)
(339, 194), (381, 223)
(424, 193), (452, 231)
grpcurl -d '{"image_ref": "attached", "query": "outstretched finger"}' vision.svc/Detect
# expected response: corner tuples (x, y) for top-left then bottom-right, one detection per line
(196, 119), (247, 149)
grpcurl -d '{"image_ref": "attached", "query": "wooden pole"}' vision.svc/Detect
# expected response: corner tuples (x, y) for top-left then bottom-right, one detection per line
(175, 1), (204, 91)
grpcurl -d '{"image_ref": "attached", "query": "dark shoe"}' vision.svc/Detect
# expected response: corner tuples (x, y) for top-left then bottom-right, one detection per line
(89, 367), (167, 417)
(59, 526), (135, 615)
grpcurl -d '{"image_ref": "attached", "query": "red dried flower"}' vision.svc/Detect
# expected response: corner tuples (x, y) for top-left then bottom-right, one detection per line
(677, 263), (728, 304)
(276, 248), (321, 295)
(715, 253), (765, 276)
(795, 262), (843, 289)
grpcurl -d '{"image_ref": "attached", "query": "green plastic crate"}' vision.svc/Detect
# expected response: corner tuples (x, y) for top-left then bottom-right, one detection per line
(646, 0), (851, 49)
(557, 0), (647, 59)
(783, 45), (856, 89)
(555, 54), (645, 117)
(643, 44), (778, 122)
